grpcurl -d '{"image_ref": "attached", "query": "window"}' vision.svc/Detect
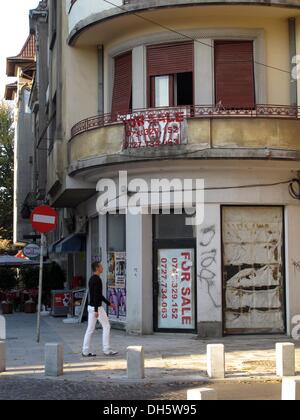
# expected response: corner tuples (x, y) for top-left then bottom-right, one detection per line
(214, 40), (255, 109)
(147, 42), (194, 108)
(155, 213), (196, 240)
(50, 0), (57, 50)
(111, 51), (132, 116)
(107, 214), (126, 252)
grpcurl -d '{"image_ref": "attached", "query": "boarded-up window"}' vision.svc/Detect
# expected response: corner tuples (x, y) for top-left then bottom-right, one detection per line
(111, 51), (132, 116)
(215, 41), (255, 109)
(222, 206), (285, 334)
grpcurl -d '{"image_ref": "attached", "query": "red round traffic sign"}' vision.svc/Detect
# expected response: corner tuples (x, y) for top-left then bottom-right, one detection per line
(30, 205), (58, 234)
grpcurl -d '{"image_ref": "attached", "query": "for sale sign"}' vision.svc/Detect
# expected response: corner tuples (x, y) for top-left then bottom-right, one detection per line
(157, 249), (195, 330)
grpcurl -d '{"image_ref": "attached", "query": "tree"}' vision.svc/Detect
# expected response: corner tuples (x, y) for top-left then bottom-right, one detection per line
(0, 102), (14, 240)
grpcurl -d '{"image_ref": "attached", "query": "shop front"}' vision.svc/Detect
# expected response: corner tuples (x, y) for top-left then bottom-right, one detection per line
(153, 213), (197, 333)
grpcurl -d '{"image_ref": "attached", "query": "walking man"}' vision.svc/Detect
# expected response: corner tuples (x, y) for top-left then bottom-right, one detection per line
(82, 261), (118, 357)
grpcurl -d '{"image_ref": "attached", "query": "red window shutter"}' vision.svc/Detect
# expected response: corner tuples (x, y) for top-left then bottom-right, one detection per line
(215, 41), (255, 108)
(112, 51), (132, 115)
(147, 41), (194, 76)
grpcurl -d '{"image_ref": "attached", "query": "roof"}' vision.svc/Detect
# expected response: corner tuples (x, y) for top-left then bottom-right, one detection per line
(4, 82), (18, 101)
(6, 34), (36, 77)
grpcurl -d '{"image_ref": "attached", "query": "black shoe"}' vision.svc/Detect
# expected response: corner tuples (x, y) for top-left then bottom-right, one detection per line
(82, 353), (96, 357)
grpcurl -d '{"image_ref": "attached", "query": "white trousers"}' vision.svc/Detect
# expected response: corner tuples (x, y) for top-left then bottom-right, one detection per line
(82, 305), (111, 354)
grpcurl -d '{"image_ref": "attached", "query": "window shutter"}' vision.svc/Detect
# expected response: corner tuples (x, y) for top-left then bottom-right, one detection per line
(111, 51), (132, 115)
(215, 41), (255, 108)
(147, 41), (194, 76)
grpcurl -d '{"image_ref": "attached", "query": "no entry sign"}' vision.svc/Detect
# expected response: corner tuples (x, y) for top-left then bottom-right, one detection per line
(30, 205), (58, 234)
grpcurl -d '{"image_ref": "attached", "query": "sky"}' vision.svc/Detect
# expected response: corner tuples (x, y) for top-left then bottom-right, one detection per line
(0, 0), (39, 99)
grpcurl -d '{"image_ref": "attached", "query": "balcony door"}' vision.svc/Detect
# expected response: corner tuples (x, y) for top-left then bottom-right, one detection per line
(147, 41), (194, 108)
(215, 40), (255, 109)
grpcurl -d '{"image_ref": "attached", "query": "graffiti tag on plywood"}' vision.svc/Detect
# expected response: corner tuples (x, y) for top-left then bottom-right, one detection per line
(198, 225), (221, 309)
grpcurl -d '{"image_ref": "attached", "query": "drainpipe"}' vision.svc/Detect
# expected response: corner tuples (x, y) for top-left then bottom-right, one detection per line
(98, 45), (104, 115)
(289, 18), (298, 108)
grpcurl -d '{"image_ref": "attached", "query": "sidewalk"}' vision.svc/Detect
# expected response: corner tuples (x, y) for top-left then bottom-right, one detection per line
(2, 313), (300, 384)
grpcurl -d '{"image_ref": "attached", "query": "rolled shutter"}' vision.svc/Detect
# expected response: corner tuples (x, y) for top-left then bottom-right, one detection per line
(111, 51), (132, 115)
(147, 41), (194, 76)
(215, 41), (255, 108)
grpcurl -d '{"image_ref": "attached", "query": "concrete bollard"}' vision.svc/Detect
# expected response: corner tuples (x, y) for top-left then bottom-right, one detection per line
(0, 341), (5, 373)
(187, 388), (217, 400)
(207, 344), (225, 379)
(276, 343), (295, 377)
(127, 346), (145, 379)
(45, 343), (64, 377)
(0, 316), (5, 340)
(282, 377), (300, 400)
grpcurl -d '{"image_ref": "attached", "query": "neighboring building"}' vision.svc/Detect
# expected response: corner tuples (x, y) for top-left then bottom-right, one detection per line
(4, 35), (36, 245)
(32, 0), (300, 337)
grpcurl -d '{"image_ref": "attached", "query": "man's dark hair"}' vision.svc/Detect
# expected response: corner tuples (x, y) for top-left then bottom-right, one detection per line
(91, 261), (100, 273)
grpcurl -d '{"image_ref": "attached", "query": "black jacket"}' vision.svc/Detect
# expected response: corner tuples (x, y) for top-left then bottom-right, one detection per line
(88, 275), (110, 312)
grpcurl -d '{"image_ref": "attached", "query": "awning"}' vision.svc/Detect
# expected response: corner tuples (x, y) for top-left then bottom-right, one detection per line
(50, 234), (86, 254)
(0, 255), (40, 267)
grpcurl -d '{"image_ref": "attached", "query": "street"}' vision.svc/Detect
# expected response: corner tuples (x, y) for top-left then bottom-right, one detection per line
(0, 376), (283, 400)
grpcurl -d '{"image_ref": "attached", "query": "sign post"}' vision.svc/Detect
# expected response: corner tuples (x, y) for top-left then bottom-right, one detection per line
(30, 205), (58, 343)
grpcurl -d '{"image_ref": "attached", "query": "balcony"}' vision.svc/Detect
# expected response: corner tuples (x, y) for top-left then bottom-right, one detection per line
(67, 0), (300, 45)
(68, 104), (300, 175)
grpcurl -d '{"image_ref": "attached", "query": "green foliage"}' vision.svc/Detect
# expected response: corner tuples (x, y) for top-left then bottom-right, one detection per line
(0, 267), (17, 290)
(0, 239), (15, 255)
(20, 262), (66, 305)
(0, 102), (14, 240)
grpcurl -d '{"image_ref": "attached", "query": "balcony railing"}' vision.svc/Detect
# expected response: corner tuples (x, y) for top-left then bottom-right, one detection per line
(71, 104), (300, 140)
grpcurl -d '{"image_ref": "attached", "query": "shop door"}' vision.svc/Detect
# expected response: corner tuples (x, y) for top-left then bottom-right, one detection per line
(222, 206), (286, 334)
(154, 240), (196, 333)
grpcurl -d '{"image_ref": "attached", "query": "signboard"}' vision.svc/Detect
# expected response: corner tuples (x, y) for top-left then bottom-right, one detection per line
(122, 109), (188, 149)
(30, 205), (58, 234)
(157, 249), (195, 330)
(72, 289), (86, 317)
(23, 244), (40, 259)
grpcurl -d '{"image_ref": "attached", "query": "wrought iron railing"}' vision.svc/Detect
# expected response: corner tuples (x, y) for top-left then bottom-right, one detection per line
(70, 104), (300, 139)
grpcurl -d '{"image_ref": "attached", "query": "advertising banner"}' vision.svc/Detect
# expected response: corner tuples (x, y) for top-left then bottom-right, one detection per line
(157, 249), (195, 330)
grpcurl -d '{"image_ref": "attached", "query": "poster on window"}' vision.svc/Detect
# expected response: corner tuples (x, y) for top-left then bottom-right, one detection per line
(107, 288), (127, 322)
(107, 253), (116, 287)
(157, 249), (195, 330)
(115, 252), (126, 288)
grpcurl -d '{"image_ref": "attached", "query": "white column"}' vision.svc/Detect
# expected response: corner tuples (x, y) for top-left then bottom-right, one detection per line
(45, 343), (64, 377)
(127, 346), (145, 379)
(0, 342), (5, 373)
(207, 344), (225, 379)
(194, 39), (214, 106)
(126, 213), (153, 334)
(197, 204), (222, 337)
(0, 316), (5, 340)
(282, 377), (300, 400)
(132, 46), (147, 110)
(187, 388), (217, 400)
(285, 206), (300, 336)
(276, 343), (295, 377)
